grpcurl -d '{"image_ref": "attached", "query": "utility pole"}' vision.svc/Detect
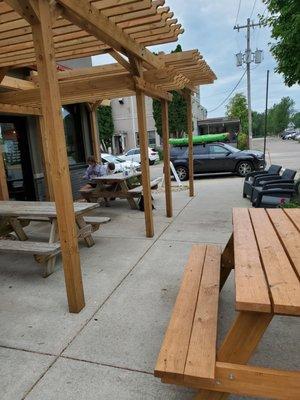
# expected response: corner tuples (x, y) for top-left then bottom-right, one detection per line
(234, 19), (262, 149)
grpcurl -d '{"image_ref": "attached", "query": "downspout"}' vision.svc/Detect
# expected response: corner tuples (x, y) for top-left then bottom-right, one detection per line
(130, 96), (137, 147)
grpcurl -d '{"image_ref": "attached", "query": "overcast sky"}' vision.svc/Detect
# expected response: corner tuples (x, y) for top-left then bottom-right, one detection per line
(93, 0), (300, 118)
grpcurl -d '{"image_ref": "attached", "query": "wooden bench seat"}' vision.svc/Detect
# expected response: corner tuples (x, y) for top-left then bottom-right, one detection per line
(83, 216), (110, 231)
(0, 240), (60, 258)
(154, 244), (221, 383)
(17, 215), (110, 232)
(0, 239), (61, 278)
(128, 178), (161, 195)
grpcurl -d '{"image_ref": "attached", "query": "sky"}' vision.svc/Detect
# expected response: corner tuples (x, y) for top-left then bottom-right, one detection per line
(93, 0), (300, 118)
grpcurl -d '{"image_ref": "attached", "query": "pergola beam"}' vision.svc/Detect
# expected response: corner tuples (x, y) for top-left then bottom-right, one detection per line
(0, 102), (42, 115)
(185, 90), (194, 197)
(4, 0), (40, 24)
(31, 0), (85, 313)
(86, 100), (102, 163)
(136, 88), (154, 237)
(0, 73), (173, 105)
(161, 99), (172, 218)
(56, 0), (163, 69)
(1, 75), (37, 90)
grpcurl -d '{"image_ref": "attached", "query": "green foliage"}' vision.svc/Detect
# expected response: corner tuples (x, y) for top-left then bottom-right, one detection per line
(157, 148), (164, 161)
(153, 91), (188, 138)
(171, 44), (183, 53)
(226, 93), (248, 133)
(237, 132), (248, 150)
(281, 200), (300, 208)
(291, 111), (300, 127)
(96, 105), (114, 151)
(267, 96), (295, 135)
(251, 97), (296, 137)
(153, 44), (188, 138)
(261, 0), (300, 86)
(252, 111), (265, 137)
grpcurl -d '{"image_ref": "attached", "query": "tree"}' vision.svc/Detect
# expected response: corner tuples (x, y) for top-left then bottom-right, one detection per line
(96, 105), (114, 151)
(152, 44), (188, 138)
(226, 93), (248, 132)
(267, 96), (295, 135)
(291, 111), (300, 128)
(252, 111), (265, 137)
(261, 0), (300, 86)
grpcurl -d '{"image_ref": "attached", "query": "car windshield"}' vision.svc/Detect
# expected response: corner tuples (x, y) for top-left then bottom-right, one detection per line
(103, 154), (121, 164)
(222, 143), (240, 153)
(115, 156), (126, 163)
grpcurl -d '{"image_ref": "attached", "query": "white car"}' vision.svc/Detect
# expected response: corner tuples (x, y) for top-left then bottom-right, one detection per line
(119, 147), (159, 165)
(101, 153), (140, 173)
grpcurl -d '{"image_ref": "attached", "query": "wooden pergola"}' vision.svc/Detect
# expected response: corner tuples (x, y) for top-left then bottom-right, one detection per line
(0, 0), (216, 313)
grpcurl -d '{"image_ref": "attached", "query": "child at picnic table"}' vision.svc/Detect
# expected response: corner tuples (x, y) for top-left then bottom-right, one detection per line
(80, 156), (115, 205)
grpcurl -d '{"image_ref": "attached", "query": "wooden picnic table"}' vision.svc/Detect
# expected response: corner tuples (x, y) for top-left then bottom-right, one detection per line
(0, 201), (100, 276)
(91, 172), (142, 209)
(155, 207), (300, 399)
(200, 207), (300, 399)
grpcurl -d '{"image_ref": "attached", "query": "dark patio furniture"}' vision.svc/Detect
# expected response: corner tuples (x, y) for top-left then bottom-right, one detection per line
(250, 169), (297, 202)
(242, 164), (282, 199)
(252, 182), (297, 208)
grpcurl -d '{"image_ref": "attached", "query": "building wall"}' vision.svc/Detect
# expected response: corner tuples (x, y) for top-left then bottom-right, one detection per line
(60, 57), (92, 69)
(192, 93), (207, 135)
(110, 95), (160, 154)
(110, 88), (207, 153)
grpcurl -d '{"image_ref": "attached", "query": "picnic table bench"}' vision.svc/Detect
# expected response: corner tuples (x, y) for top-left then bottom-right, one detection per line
(155, 208), (300, 400)
(0, 201), (110, 277)
(84, 173), (160, 209)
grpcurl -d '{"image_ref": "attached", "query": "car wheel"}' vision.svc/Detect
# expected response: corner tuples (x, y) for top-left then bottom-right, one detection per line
(175, 165), (189, 181)
(236, 161), (253, 177)
(149, 159), (155, 165)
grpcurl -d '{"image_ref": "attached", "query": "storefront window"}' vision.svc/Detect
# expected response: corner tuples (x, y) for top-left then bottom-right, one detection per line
(62, 104), (85, 165)
(148, 130), (156, 146)
(135, 130), (157, 147)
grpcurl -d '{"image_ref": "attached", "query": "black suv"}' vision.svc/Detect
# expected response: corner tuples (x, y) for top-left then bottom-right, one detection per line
(170, 142), (265, 181)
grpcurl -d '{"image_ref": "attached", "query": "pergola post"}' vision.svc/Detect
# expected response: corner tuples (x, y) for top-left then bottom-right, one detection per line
(186, 91), (195, 197)
(31, 0), (85, 313)
(88, 101), (102, 163)
(0, 149), (9, 200)
(161, 99), (172, 218)
(136, 90), (154, 237)
(37, 116), (54, 201)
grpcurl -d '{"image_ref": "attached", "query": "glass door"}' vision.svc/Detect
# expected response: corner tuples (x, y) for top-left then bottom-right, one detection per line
(0, 117), (36, 200)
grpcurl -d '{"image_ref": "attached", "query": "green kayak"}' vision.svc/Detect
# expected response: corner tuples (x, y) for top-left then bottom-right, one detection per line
(169, 133), (229, 146)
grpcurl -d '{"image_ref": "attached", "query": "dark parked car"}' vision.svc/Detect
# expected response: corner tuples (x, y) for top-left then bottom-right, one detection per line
(170, 142), (265, 181)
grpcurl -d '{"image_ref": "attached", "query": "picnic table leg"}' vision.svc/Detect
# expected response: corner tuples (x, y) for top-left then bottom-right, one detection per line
(120, 181), (138, 210)
(194, 311), (273, 400)
(9, 217), (28, 241)
(76, 215), (95, 247)
(220, 234), (234, 290)
(44, 219), (59, 278)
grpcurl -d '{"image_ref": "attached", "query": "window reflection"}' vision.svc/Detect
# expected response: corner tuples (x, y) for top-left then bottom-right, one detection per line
(62, 104), (85, 165)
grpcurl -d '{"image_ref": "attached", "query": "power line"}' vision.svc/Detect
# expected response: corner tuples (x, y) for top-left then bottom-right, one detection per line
(208, 70), (246, 113)
(250, 0), (257, 18)
(234, 0), (242, 26)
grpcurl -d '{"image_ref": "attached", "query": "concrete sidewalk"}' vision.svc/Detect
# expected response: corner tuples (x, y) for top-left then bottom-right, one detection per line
(1, 143), (300, 399)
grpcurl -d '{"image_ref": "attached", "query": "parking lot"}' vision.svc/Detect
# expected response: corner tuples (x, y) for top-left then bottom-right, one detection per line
(150, 136), (300, 179)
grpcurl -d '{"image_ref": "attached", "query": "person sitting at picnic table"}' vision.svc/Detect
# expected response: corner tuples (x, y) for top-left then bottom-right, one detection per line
(80, 156), (115, 204)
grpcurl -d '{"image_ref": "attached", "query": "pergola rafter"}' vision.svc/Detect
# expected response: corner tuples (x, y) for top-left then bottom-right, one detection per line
(0, 0), (216, 313)
(0, 0), (180, 68)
